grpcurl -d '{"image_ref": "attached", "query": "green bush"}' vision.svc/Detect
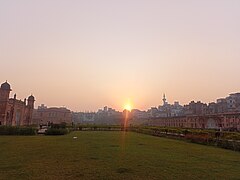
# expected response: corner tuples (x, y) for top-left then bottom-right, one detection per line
(50, 122), (67, 129)
(222, 132), (240, 141)
(45, 128), (69, 135)
(0, 126), (37, 135)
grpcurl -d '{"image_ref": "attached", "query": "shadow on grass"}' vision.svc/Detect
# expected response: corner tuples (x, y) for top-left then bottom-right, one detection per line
(110, 145), (119, 148)
(116, 167), (132, 174)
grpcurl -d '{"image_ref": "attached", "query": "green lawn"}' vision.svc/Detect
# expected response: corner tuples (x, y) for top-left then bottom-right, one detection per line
(0, 131), (239, 180)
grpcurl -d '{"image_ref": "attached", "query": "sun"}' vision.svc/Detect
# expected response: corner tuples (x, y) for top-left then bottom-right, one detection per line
(124, 104), (132, 111)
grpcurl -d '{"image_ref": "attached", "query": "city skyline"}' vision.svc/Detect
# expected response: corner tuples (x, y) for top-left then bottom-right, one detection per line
(2, 80), (240, 113)
(1, 0), (240, 111)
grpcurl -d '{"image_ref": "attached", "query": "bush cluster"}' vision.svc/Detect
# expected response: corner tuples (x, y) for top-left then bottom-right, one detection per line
(0, 126), (37, 135)
(45, 128), (69, 135)
(50, 122), (67, 129)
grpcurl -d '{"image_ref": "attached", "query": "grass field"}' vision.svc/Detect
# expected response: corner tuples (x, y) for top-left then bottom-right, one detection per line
(0, 131), (239, 180)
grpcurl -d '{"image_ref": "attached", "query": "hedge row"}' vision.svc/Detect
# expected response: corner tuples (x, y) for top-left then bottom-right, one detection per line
(133, 126), (240, 141)
(131, 126), (240, 151)
(0, 126), (37, 135)
(0, 125), (72, 136)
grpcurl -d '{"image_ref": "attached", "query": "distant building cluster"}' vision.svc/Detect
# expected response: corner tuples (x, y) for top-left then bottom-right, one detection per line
(72, 93), (240, 131)
(132, 93), (240, 119)
(73, 106), (123, 125)
(141, 94), (240, 131)
(0, 81), (35, 126)
(130, 95), (185, 121)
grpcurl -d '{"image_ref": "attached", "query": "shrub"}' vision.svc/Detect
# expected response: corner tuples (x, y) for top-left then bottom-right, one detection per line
(185, 134), (211, 145)
(45, 128), (69, 135)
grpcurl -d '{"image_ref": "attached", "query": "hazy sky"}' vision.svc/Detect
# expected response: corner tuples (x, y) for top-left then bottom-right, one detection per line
(1, 0), (240, 111)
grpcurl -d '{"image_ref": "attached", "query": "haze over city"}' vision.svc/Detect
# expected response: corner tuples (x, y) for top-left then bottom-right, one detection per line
(1, 0), (240, 111)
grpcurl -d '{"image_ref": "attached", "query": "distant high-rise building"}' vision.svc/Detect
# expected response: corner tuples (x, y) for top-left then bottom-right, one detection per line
(103, 106), (108, 112)
(162, 94), (167, 106)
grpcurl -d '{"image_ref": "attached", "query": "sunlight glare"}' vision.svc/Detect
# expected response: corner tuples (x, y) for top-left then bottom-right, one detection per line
(124, 104), (132, 111)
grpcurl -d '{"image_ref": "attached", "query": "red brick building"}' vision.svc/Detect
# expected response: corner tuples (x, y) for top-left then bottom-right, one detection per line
(148, 113), (240, 131)
(0, 81), (35, 126)
(32, 104), (72, 125)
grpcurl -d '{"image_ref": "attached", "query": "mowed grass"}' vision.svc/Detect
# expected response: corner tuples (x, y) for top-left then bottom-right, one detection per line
(0, 132), (239, 180)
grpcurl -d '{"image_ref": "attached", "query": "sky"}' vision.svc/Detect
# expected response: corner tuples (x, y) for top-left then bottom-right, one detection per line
(1, 0), (240, 111)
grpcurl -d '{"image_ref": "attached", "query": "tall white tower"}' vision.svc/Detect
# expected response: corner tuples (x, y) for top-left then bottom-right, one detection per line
(163, 94), (167, 106)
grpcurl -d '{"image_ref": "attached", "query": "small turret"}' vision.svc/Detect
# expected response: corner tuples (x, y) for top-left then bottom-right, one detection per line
(27, 95), (35, 109)
(0, 81), (12, 125)
(0, 81), (12, 101)
(0, 81), (11, 91)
